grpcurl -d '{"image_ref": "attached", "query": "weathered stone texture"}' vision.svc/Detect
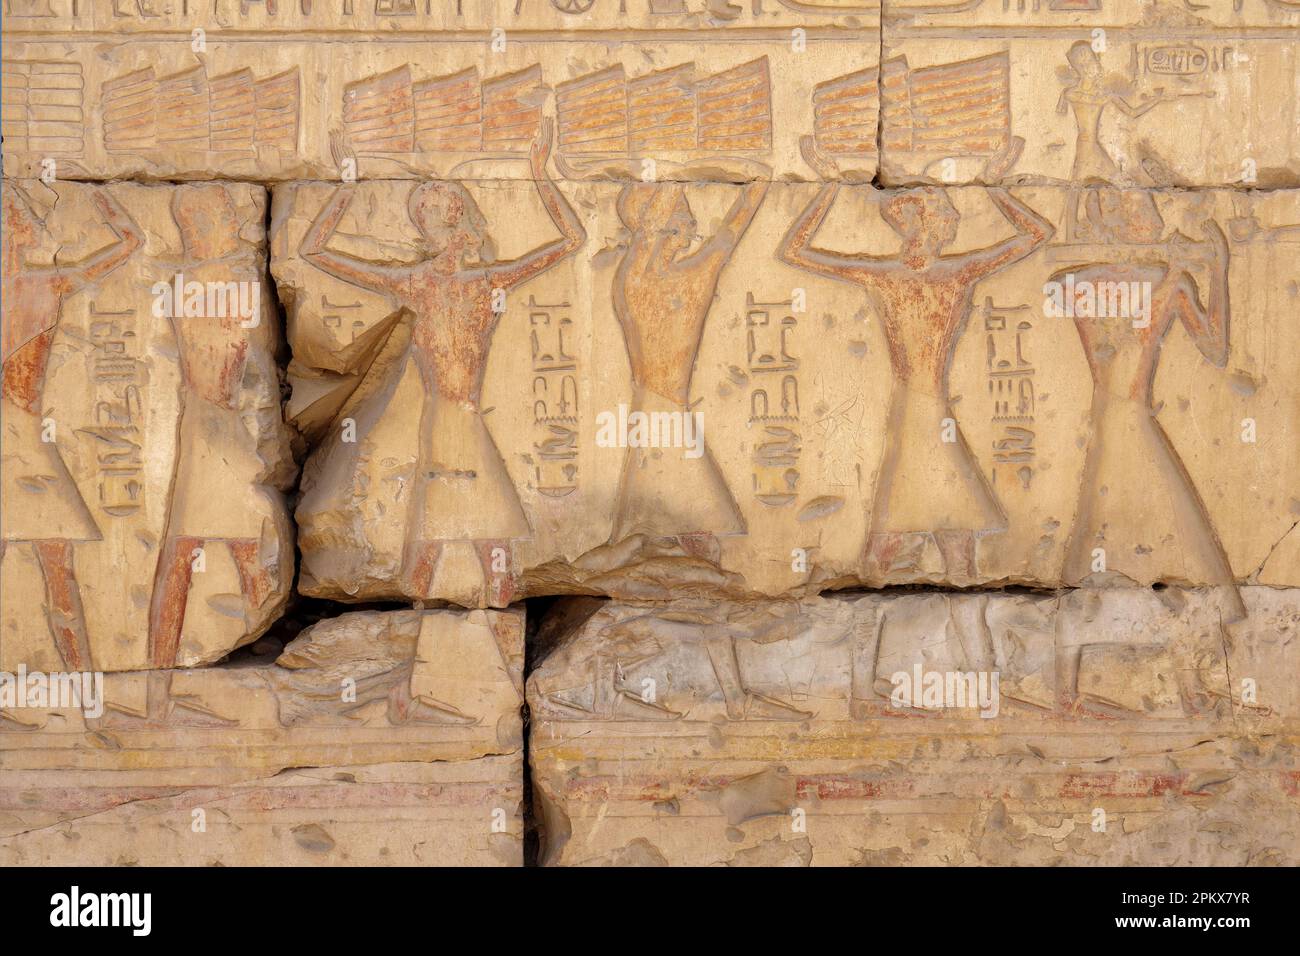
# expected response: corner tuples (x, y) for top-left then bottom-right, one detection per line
(0, 607), (526, 866)
(1, 34), (879, 182)
(880, 0), (1300, 187)
(3, 0), (1298, 870)
(273, 180), (1299, 607)
(1, 0), (872, 33)
(1, 180), (295, 673)
(529, 587), (1300, 865)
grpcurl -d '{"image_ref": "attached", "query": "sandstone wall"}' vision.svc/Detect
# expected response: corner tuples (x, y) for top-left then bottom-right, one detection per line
(1, 0), (1296, 867)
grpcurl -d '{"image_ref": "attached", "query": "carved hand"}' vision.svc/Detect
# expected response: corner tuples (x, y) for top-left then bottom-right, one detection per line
(91, 189), (143, 246)
(800, 135), (839, 181)
(981, 136), (1025, 181)
(531, 118), (556, 178)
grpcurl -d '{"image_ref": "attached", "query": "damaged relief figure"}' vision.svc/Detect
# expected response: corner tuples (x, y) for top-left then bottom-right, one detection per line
(778, 134), (1053, 676)
(295, 119), (585, 606)
(1, 185), (142, 676)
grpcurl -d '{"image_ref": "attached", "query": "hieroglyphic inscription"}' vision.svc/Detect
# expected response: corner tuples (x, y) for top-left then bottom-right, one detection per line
(528, 295), (579, 498)
(744, 293), (801, 507)
(4, 0), (870, 29)
(85, 305), (146, 517)
(981, 299), (1036, 492)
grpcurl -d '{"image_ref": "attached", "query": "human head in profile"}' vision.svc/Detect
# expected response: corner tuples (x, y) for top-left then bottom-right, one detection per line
(780, 135), (1053, 589)
(296, 120), (586, 606)
(1057, 40), (1213, 239)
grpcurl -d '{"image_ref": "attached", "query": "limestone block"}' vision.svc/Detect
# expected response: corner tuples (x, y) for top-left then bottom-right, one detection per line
(528, 587), (1300, 865)
(272, 177), (1299, 606)
(0, 606), (526, 866)
(880, 0), (1300, 187)
(0, 180), (294, 672)
(0, 30), (879, 182)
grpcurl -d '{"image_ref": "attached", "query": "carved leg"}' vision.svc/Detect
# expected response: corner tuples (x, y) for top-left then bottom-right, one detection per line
(100, 671), (235, 729)
(863, 531), (906, 582)
(229, 538), (272, 610)
(1065, 188), (1086, 242)
(1058, 644), (1083, 715)
(475, 539), (516, 607)
(703, 628), (812, 721)
(147, 670), (172, 722)
(935, 528), (977, 583)
(33, 540), (93, 671)
(1219, 584), (1248, 627)
(592, 651), (683, 720)
(148, 535), (203, 669)
(591, 652), (618, 719)
(386, 663), (475, 725)
(1083, 187), (1106, 238)
(849, 605), (883, 720)
(402, 540), (442, 600)
(949, 593), (996, 673)
(703, 629), (748, 720)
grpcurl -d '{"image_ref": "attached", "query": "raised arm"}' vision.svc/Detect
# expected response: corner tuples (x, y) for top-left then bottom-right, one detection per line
(488, 119), (586, 290)
(681, 178), (769, 272)
(61, 189), (143, 292)
(776, 137), (895, 283)
(779, 182), (905, 283)
(300, 185), (410, 297)
(1113, 93), (1163, 119)
(1174, 222), (1230, 367)
(957, 187), (1055, 281)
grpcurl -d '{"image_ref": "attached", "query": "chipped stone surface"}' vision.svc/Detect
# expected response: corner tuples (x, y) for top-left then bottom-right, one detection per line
(1, 180), (294, 672)
(273, 179), (1299, 607)
(528, 587), (1300, 866)
(0, 606), (525, 866)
